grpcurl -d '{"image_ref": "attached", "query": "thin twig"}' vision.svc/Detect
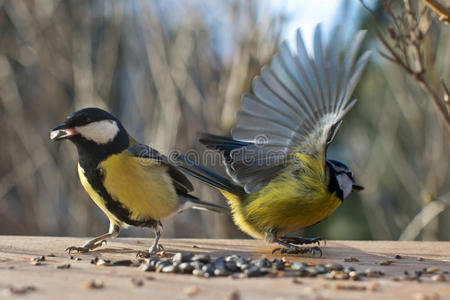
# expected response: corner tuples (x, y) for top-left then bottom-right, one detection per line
(424, 0), (450, 23)
(360, 0), (450, 131)
(399, 195), (450, 240)
(441, 80), (450, 114)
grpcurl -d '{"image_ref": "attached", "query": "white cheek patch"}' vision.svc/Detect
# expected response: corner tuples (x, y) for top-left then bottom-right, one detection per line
(75, 120), (119, 144)
(336, 174), (353, 199)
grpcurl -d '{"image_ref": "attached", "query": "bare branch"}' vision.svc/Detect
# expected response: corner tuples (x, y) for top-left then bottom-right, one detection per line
(399, 195), (450, 240)
(361, 0), (450, 131)
(424, 0), (450, 23)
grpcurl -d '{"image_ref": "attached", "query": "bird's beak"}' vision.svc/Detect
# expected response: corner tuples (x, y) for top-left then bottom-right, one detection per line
(50, 123), (78, 141)
(352, 183), (364, 191)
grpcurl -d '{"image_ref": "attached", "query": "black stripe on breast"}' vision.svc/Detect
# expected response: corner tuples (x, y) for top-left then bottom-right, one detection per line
(79, 160), (159, 228)
(326, 161), (344, 202)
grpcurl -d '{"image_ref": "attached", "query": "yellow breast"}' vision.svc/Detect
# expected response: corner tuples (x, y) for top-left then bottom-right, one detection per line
(78, 152), (179, 225)
(221, 153), (341, 240)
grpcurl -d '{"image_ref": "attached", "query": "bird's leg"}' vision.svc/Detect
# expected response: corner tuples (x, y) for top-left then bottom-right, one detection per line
(149, 222), (164, 254)
(272, 239), (322, 257)
(137, 221), (164, 258)
(66, 222), (121, 254)
(279, 236), (323, 246)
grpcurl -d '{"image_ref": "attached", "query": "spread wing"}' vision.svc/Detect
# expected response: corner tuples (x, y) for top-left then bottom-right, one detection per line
(126, 144), (194, 194)
(228, 25), (371, 193)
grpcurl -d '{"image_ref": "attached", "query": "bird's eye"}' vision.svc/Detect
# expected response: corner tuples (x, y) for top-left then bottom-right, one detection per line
(80, 115), (91, 123)
(347, 171), (354, 180)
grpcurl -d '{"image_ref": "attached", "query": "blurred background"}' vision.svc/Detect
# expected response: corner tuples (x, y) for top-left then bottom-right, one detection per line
(0, 0), (448, 241)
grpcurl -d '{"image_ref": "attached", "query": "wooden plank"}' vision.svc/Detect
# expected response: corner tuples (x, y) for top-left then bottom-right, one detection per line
(0, 237), (449, 299)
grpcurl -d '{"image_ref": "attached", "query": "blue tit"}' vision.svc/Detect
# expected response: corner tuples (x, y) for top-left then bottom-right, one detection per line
(176, 25), (370, 255)
(51, 108), (227, 255)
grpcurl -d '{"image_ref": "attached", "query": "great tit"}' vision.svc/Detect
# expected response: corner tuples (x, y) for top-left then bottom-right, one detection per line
(176, 25), (370, 255)
(50, 107), (227, 254)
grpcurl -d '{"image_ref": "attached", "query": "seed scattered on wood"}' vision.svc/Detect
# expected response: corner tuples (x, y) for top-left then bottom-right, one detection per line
(111, 260), (135, 267)
(348, 271), (360, 281)
(47, 253), (56, 257)
(76, 257), (82, 261)
(394, 254), (402, 259)
(56, 263), (71, 269)
(343, 257), (359, 262)
(365, 269), (384, 278)
(131, 278), (143, 287)
(162, 265), (177, 273)
(192, 245), (198, 248)
(192, 254), (211, 264)
(226, 290), (240, 300)
(425, 267), (440, 274)
(173, 252), (194, 263)
(96, 259), (111, 266)
(137, 252), (391, 280)
(183, 285), (199, 297)
(431, 274), (445, 282)
(402, 274), (421, 281)
(378, 260), (395, 266)
(31, 256), (45, 262)
(417, 257), (424, 261)
(325, 263), (344, 271)
(136, 240), (142, 244)
(85, 280), (104, 290)
(31, 256), (45, 265)
(334, 284), (366, 291)
(158, 251), (169, 258)
(3, 285), (37, 296)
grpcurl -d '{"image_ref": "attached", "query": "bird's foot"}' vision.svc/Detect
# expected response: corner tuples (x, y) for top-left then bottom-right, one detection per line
(279, 236), (324, 246)
(65, 240), (107, 255)
(272, 245), (322, 257)
(136, 244), (165, 258)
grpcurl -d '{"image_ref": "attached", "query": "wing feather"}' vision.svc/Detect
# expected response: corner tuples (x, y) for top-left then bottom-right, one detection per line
(127, 144), (194, 194)
(226, 25), (370, 193)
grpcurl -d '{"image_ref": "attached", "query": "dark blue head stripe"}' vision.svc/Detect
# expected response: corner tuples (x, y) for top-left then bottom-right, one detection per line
(328, 159), (350, 171)
(326, 160), (344, 201)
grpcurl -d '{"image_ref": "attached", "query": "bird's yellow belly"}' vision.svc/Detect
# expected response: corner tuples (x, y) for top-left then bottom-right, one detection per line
(221, 158), (342, 240)
(78, 165), (123, 225)
(243, 191), (341, 239)
(77, 153), (179, 225)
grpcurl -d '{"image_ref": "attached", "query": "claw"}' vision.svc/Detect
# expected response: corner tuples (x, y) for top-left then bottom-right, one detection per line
(65, 246), (90, 255)
(136, 244), (165, 258)
(280, 236), (323, 246)
(271, 248), (284, 254)
(65, 239), (107, 254)
(272, 246), (322, 257)
(136, 251), (151, 259)
(273, 236), (323, 257)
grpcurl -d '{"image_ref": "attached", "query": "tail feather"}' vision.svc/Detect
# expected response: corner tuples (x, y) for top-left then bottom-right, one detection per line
(174, 153), (242, 195)
(187, 196), (229, 214)
(177, 194), (228, 214)
(199, 133), (251, 156)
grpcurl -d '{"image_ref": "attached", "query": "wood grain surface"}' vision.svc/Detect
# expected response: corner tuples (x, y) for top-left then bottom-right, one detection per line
(0, 236), (449, 299)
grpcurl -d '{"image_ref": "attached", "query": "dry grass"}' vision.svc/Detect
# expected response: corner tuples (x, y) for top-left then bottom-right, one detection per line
(0, 0), (283, 238)
(0, 0), (448, 241)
